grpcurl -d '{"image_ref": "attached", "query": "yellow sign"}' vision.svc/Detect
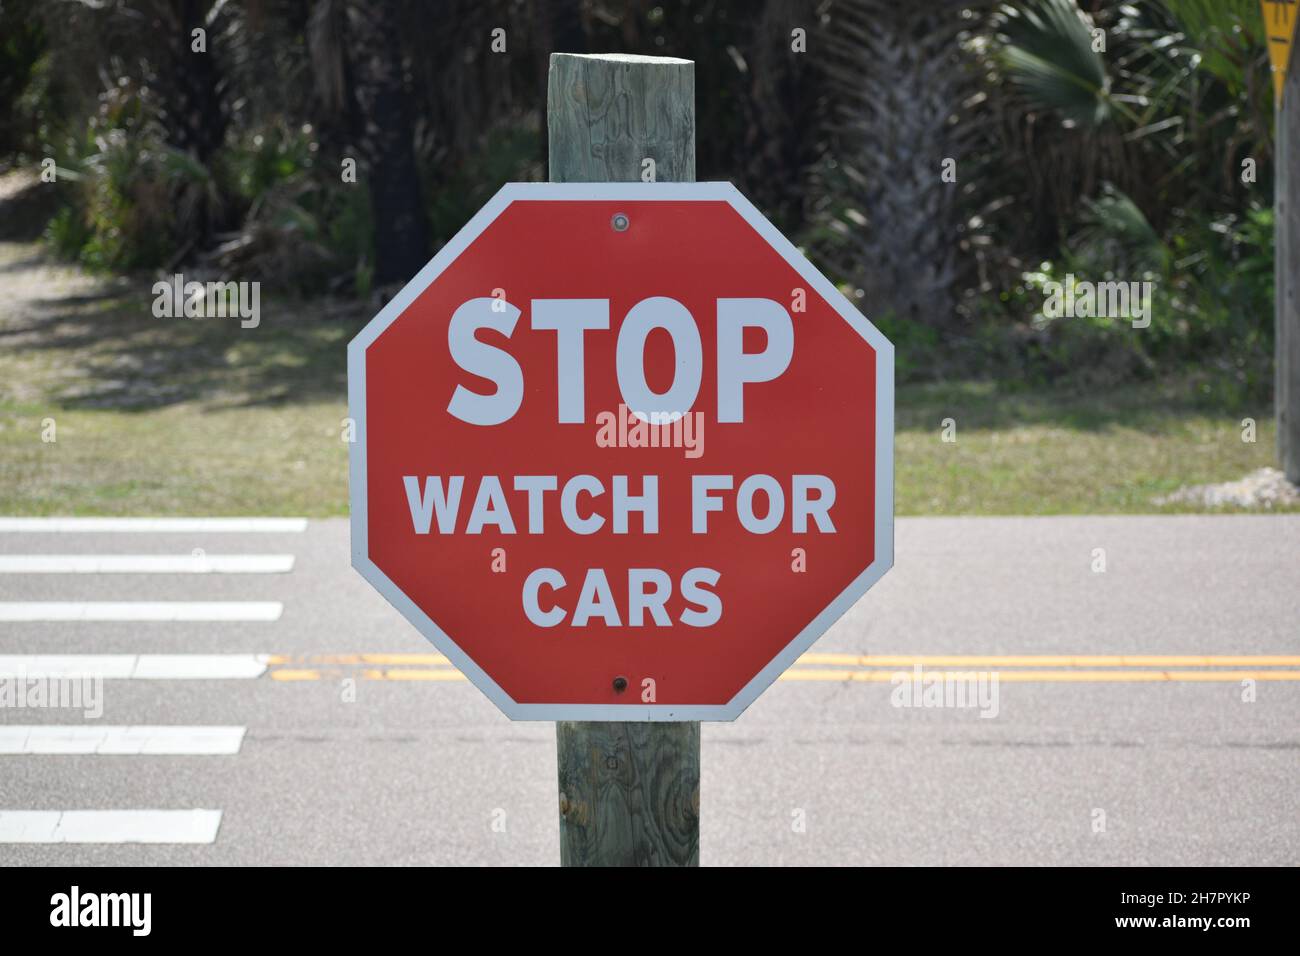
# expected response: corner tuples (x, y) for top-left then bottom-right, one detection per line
(1262, 0), (1300, 104)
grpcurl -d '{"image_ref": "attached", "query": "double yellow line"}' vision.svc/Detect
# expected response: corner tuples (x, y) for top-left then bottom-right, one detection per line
(266, 653), (1300, 683)
(784, 654), (1300, 682)
(268, 653), (459, 681)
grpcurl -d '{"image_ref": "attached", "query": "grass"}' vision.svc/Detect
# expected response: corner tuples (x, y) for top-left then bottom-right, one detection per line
(0, 240), (1291, 516)
(896, 380), (1284, 514)
(1, 401), (349, 516)
(0, 240), (354, 516)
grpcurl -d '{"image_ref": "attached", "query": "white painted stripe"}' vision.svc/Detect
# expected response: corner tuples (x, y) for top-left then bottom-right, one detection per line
(0, 554), (295, 573)
(0, 655), (268, 679)
(0, 726), (246, 755)
(0, 517), (306, 533)
(0, 601), (282, 621)
(130, 655), (269, 679)
(0, 655), (135, 679)
(0, 810), (221, 843)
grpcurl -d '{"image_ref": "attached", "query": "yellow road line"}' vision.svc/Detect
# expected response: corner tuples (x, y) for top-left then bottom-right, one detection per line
(360, 668), (467, 681)
(798, 654), (1300, 667)
(268, 652), (1300, 669)
(265, 653), (1300, 684)
(269, 669), (323, 681)
(359, 654), (450, 665)
(267, 653), (451, 666)
(268, 667), (1300, 683)
(783, 669), (1300, 682)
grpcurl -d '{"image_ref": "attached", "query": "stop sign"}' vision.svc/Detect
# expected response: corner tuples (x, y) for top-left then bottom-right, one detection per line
(348, 182), (892, 720)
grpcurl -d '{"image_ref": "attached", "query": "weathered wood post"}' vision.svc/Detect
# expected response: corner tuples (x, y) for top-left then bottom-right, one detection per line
(548, 52), (701, 867)
(1278, 37), (1300, 483)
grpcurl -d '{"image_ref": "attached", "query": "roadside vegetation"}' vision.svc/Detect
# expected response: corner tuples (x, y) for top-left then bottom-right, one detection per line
(0, 0), (1290, 514)
(1, 233), (1282, 516)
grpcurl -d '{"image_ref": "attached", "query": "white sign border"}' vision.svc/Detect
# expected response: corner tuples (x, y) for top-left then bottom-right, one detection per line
(348, 181), (894, 721)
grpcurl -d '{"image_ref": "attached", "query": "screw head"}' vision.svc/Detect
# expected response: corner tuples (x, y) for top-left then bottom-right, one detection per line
(611, 212), (630, 232)
(612, 675), (629, 693)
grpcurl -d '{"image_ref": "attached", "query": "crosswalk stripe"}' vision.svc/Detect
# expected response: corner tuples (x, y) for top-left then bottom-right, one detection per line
(0, 810), (222, 843)
(0, 517), (307, 533)
(0, 555), (294, 573)
(0, 602), (283, 621)
(0, 726), (246, 755)
(0, 655), (268, 679)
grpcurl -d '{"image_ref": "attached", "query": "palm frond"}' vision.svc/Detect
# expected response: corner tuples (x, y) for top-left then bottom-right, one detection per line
(995, 0), (1111, 128)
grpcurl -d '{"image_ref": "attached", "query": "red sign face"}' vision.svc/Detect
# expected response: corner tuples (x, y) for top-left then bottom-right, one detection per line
(348, 182), (893, 720)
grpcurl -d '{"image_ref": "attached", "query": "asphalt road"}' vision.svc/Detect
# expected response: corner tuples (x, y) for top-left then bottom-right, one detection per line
(0, 515), (1296, 866)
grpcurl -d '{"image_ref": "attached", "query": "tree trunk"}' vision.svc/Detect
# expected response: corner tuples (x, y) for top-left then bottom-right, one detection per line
(346, 0), (430, 287)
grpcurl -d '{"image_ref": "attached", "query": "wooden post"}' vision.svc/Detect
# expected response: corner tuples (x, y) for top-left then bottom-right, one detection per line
(1279, 54), (1300, 484)
(548, 52), (701, 867)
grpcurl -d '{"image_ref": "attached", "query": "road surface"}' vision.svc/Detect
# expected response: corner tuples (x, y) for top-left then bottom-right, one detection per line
(0, 515), (1296, 865)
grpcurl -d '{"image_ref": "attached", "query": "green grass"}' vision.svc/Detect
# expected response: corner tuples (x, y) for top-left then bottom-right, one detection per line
(0, 241), (1291, 516)
(0, 240), (355, 516)
(0, 401), (349, 516)
(895, 380), (1285, 514)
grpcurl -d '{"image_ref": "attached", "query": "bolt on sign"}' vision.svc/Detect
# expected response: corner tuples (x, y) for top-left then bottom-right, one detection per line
(348, 182), (894, 720)
(1263, 0), (1300, 104)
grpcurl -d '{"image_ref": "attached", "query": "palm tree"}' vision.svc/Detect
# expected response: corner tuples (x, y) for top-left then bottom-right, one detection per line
(989, 0), (1270, 243)
(814, 0), (992, 334)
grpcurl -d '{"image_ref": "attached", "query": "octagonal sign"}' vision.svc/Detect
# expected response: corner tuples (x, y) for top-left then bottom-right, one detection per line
(348, 182), (893, 721)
